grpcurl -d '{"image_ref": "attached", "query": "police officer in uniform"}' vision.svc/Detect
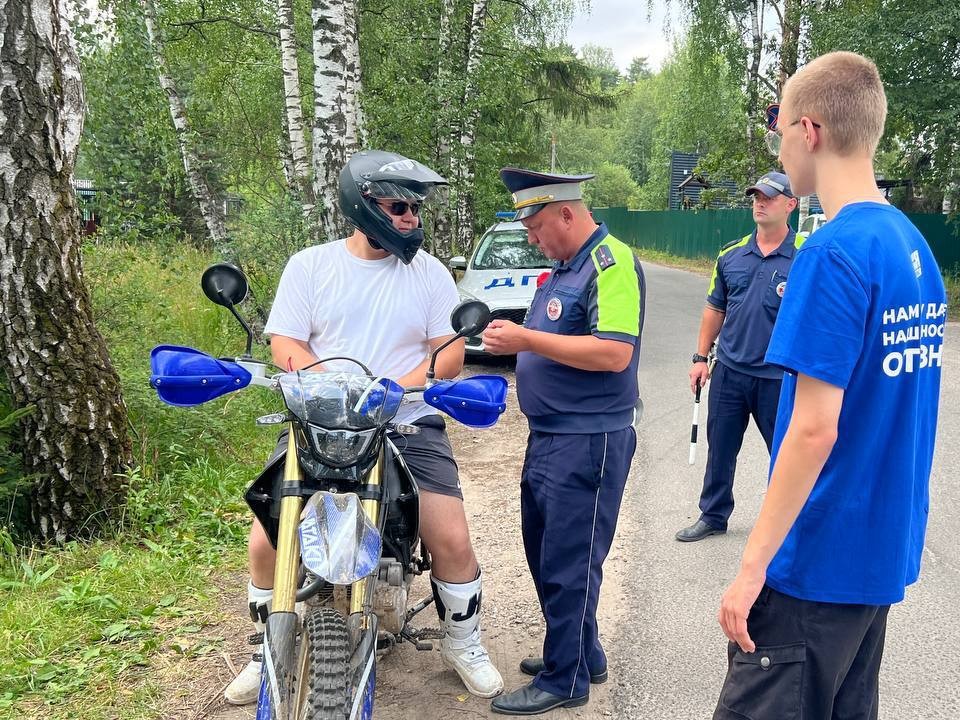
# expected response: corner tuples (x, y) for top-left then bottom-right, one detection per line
(483, 168), (645, 715)
(676, 171), (801, 542)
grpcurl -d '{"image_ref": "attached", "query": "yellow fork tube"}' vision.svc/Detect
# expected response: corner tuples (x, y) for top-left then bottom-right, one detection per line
(350, 448), (383, 617)
(273, 425), (304, 613)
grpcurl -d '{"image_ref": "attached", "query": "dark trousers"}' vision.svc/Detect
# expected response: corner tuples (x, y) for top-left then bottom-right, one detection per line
(520, 426), (636, 699)
(714, 586), (889, 720)
(699, 362), (782, 530)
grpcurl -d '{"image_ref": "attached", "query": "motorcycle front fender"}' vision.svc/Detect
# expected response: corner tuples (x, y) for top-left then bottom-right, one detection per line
(299, 491), (382, 585)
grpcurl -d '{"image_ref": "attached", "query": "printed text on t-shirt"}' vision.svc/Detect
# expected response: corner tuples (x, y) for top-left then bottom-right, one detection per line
(881, 303), (946, 377)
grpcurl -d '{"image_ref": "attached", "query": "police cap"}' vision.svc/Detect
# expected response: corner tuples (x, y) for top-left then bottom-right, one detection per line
(498, 167), (595, 220)
(745, 171), (794, 199)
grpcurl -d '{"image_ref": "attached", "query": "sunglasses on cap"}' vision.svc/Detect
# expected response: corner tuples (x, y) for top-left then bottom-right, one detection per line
(377, 200), (422, 217)
(764, 105), (823, 156)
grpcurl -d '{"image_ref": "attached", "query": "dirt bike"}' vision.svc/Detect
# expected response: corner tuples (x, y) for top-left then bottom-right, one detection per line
(149, 262), (507, 719)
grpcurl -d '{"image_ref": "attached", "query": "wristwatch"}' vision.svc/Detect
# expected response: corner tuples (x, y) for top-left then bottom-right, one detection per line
(692, 353), (709, 364)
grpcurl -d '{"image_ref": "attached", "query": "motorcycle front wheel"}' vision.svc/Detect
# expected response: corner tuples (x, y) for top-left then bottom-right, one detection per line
(294, 606), (353, 719)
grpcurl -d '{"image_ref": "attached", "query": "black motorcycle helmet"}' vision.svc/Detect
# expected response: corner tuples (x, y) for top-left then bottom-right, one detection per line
(338, 150), (448, 264)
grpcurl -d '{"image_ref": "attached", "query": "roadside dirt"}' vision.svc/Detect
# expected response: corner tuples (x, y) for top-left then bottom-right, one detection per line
(156, 361), (637, 720)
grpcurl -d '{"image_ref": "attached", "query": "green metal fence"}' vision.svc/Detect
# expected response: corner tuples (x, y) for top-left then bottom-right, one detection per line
(593, 207), (960, 272)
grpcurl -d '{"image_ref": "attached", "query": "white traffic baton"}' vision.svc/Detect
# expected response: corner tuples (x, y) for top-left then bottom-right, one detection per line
(688, 379), (702, 465)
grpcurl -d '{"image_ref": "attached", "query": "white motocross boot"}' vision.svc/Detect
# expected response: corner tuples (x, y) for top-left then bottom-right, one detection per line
(224, 581), (271, 705)
(432, 570), (504, 698)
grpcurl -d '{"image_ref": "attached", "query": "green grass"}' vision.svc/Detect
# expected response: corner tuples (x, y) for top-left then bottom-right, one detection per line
(632, 246), (715, 275)
(0, 459), (259, 719)
(945, 272), (960, 321)
(0, 243), (279, 719)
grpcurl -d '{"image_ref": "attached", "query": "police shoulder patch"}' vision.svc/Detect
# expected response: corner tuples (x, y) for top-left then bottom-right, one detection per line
(720, 234), (751, 252)
(594, 244), (616, 271)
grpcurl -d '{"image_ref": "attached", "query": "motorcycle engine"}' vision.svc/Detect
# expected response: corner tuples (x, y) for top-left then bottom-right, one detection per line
(372, 559), (408, 634)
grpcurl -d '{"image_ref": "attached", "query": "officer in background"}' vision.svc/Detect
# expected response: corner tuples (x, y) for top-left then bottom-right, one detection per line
(676, 172), (801, 542)
(483, 168), (645, 715)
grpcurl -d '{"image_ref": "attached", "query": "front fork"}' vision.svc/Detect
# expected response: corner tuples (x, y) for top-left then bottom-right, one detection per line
(351, 450), (383, 621)
(272, 425), (304, 613)
(260, 425), (305, 719)
(272, 426), (384, 617)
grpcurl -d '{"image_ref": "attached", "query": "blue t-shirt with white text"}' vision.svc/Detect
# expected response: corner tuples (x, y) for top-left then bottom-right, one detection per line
(765, 202), (945, 605)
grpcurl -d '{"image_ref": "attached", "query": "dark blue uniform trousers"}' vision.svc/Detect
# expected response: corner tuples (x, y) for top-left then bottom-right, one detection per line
(520, 425), (636, 699)
(699, 362), (781, 531)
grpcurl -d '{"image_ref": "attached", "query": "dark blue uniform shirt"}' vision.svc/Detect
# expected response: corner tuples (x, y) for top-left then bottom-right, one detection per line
(707, 228), (803, 379)
(516, 223), (646, 433)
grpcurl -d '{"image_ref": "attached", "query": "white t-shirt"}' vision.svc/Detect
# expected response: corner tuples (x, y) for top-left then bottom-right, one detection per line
(264, 239), (460, 424)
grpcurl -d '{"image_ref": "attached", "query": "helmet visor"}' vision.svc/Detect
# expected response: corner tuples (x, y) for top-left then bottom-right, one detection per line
(361, 180), (433, 202)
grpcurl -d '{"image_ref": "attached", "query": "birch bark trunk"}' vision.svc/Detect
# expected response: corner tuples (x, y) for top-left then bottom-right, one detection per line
(452, 0), (489, 256)
(430, 0), (458, 257)
(778, 0), (802, 93)
(0, 0), (132, 542)
(342, 0), (364, 156)
(311, 0), (349, 241)
(279, 105), (297, 188)
(142, 0), (230, 253)
(277, 0), (315, 212)
(745, 0), (763, 179)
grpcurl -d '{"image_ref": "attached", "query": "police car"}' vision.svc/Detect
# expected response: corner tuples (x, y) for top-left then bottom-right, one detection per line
(799, 212), (826, 238)
(449, 216), (552, 354)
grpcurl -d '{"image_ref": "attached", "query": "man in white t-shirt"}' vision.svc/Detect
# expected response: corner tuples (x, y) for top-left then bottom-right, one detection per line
(224, 150), (504, 703)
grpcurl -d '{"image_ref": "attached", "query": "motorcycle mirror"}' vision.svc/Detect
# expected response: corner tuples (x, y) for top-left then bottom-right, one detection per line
(201, 263), (248, 308)
(200, 263), (254, 357)
(450, 300), (491, 338)
(425, 301), (492, 382)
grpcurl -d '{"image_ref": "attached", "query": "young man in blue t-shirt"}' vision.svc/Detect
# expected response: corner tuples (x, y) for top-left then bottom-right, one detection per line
(712, 52), (946, 720)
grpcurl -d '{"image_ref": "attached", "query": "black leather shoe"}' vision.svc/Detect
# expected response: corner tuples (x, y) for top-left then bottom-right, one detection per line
(491, 682), (588, 716)
(675, 519), (725, 542)
(519, 657), (607, 684)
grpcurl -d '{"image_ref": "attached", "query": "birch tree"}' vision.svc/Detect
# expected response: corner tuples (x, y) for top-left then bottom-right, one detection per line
(430, 0), (458, 257)
(662, 0), (809, 185)
(279, 104), (298, 189)
(277, 0), (314, 212)
(311, 0), (350, 241)
(452, 0), (489, 255)
(744, 0), (763, 177)
(142, 0), (229, 253)
(0, 0), (132, 542)
(777, 0), (803, 91)
(343, 0), (364, 155)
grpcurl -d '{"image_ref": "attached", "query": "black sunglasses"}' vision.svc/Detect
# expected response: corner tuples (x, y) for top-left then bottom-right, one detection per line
(378, 200), (421, 217)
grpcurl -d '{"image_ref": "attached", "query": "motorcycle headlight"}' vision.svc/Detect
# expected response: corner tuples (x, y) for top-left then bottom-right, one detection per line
(309, 426), (378, 468)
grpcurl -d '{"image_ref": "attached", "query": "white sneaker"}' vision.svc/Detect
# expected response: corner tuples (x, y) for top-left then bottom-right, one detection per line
(441, 628), (504, 698)
(224, 655), (262, 705)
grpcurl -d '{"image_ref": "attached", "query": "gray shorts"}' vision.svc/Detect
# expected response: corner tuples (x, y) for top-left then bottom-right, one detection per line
(269, 414), (462, 499)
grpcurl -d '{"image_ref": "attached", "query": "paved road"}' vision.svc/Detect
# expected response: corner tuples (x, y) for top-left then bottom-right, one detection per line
(607, 262), (960, 718)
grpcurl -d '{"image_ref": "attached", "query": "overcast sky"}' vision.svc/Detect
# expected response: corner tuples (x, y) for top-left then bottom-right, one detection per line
(566, 0), (678, 72)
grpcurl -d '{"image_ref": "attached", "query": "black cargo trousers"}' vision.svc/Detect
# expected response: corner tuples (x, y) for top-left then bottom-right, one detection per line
(714, 585), (889, 720)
